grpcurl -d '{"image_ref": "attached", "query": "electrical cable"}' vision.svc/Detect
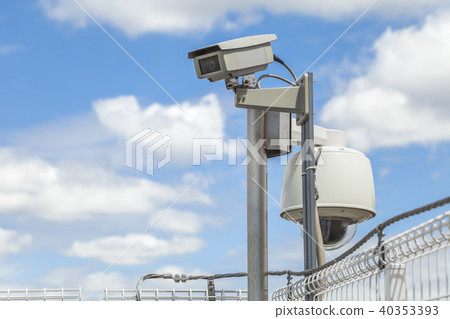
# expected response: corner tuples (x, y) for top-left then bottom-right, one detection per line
(135, 195), (450, 299)
(273, 54), (298, 82)
(136, 273), (168, 300)
(254, 55), (298, 89)
(256, 74), (295, 89)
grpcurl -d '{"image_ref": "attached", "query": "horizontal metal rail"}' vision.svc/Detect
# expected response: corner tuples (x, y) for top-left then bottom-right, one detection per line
(104, 288), (247, 301)
(0, 288), (81, 301)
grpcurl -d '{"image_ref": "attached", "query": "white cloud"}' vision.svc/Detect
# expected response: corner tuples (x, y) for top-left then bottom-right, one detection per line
(320, 11), (450, 152)
(84, 271), (129, 299)
(9, 112), (119, 166)
(93, 93), (226, 166)
(10, 94), (227, 168)
(0, 228), (32, 257)
(0, 148), (211, 221)
(39, 0), (262, 36)
(151, 208), (212, 234)
(0, 45), (21, 55)
(379, 167), (391, 179)
(39, 0), (450, 36)
(66, 234), (205, 265)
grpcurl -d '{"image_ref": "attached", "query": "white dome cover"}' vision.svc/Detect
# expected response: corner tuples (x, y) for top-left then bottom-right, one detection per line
(280, 146), (376, 224)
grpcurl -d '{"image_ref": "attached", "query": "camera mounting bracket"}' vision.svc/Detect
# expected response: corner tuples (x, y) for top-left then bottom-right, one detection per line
(234, 73), (311, 124)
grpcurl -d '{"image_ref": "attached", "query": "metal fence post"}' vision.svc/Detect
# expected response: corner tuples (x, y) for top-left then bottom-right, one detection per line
(207, 279), (216, 301)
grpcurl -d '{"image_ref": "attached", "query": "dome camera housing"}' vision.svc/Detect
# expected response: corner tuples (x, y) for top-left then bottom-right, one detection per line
(280, 146), (376, 250)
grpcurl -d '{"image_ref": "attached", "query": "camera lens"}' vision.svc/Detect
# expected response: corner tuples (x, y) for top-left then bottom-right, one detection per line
(199, 55), (221, 75)
(320, 219), (348, 245)
(319, 219), (357, 250)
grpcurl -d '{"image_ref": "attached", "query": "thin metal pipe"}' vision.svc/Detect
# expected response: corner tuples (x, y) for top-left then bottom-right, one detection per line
(446, 247), (449, 300)
(301, 73), (318, 300)
(428, 253), (431, 299)
(315, 206), (326, 267)
(412, 260), (416, 300)
(420, 256), (423, 300)
(247, 108), (268, 301)
(436, 250), (440, 300)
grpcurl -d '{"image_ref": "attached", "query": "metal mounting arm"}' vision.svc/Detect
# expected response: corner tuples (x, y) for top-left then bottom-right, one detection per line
(234, 73), (311, 125)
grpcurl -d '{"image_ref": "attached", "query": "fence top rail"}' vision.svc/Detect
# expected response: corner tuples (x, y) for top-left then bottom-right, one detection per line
(0, 288), (82, 301)
(0, 288), (81, 293)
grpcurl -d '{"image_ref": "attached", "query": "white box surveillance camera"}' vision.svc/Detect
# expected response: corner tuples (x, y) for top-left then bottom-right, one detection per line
(188, 34), (277, 82)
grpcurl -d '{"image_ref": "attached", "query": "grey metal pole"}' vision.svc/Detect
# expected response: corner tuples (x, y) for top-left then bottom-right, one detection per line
(247, 108), (268, 301)
(300, 73), (318, 301)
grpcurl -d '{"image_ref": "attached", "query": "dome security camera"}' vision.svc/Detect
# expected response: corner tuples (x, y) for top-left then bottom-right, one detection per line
(280, 126), (376, 250)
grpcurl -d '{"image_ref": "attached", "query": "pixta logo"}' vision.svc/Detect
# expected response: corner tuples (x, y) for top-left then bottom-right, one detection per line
(126, 128), (172, 175)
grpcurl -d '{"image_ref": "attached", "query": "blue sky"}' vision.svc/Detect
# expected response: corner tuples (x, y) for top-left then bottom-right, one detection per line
(0, 1), (449, 300)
